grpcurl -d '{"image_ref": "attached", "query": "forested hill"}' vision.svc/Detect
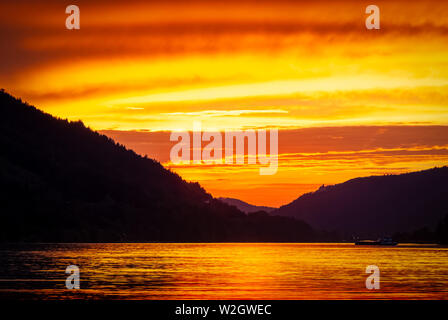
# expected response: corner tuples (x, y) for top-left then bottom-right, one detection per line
(218, 197), (276, 213)
(273, 167), (448, 238)
(0, 90), (315, 242)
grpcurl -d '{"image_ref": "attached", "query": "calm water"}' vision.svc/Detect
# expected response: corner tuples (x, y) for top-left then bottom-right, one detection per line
(0, 243), (447, 299)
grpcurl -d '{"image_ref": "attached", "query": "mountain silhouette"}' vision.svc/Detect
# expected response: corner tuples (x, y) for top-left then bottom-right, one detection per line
(273, 167), (448, 238)
(0, 90), (315, 242)
(218, 197), (276, 213)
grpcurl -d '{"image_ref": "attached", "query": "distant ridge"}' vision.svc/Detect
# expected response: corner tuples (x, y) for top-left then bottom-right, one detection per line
(273, 167), (448, 237)
(218, 197), (276, 213)
(0, 90), (315, 242)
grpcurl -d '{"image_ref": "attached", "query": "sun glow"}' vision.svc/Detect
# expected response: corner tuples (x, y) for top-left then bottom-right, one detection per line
(2, 0), (448, 205)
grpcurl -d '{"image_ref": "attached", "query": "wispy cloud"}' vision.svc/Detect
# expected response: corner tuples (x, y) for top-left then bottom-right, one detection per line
(2, 0), (448, 205)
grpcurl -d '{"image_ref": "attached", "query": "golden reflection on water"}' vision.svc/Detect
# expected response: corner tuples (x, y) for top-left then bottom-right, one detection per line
(0, 243), (447, 299)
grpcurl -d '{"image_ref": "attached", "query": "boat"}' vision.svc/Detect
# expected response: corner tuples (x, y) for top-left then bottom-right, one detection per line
(354, 237), (398, 246)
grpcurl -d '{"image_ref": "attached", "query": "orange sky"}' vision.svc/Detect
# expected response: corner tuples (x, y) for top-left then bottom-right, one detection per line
(1, 0), (448, 206)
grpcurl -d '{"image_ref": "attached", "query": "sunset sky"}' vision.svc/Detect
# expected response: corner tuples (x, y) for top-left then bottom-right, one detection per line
(1, 0), (448, 206)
